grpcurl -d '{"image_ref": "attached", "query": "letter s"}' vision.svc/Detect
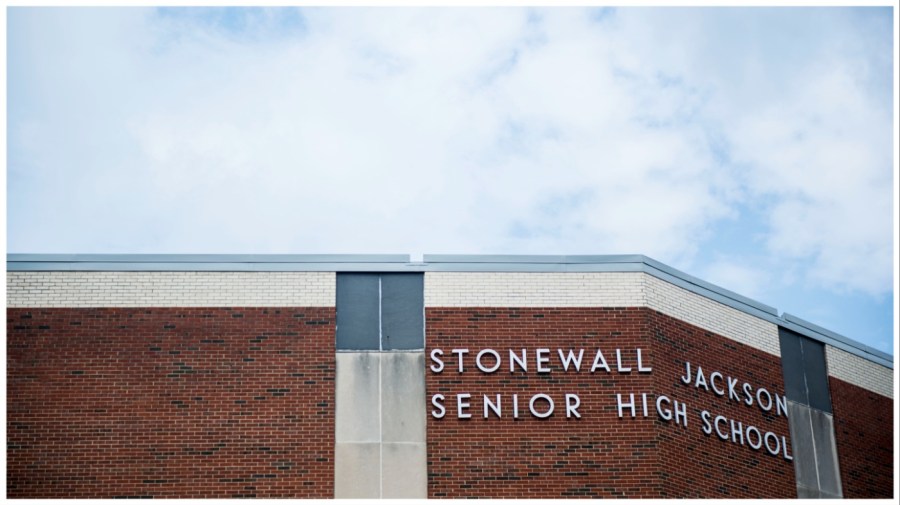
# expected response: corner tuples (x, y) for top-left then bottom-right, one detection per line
(431, 394), (446, 418)
(430, 349), (444, 373)
(701, 410), (713, 435)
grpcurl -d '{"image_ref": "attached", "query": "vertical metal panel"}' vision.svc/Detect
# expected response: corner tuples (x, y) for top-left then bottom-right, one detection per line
(779, 327), (833, 413)
(380, 273), (424, 350)
(336, 273), (381, 350)
(800, 338), (832, 414)
(779, 329), (809, 405)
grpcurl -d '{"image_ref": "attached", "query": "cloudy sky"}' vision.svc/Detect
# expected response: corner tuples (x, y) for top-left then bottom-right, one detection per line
(6, 6), (896, 354)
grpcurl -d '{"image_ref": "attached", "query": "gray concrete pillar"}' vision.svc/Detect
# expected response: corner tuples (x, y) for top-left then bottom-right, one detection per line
(779, 328), (843, 498)
(334, 352), (426, 498)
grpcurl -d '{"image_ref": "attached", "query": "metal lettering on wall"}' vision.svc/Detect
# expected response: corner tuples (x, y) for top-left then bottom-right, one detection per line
(429, 348), (793, 461)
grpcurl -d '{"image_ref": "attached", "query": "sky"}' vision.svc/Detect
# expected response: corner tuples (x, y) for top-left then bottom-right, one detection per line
(5, 6), (897, 355)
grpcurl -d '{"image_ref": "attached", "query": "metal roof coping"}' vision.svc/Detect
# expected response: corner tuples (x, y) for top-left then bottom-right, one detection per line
(6, 253), (892, 369)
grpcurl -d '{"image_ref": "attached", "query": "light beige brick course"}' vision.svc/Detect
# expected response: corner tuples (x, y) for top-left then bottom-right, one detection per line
(642, 275), (780, 357)
(826, 346), (893, 399)
(425, 271), (780, 357)
(424, 272), (646, 308)
(6, 271), (335, 307)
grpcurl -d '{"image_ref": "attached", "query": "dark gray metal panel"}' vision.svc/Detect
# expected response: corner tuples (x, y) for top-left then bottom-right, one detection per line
(779, 328), (833, 413)
(336, 274), (381, 351)
(380, 274), (424, 351)
(800, 338), (832, 414)
(780, 329), (810, 405)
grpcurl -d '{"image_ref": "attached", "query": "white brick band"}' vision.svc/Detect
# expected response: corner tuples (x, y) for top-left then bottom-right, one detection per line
(642, 274), (781, 357)
(6, 271), (335, 307)
(425, 271), (780, 357)
(826, 346), (893, 399)
(424, 272), (646, 308)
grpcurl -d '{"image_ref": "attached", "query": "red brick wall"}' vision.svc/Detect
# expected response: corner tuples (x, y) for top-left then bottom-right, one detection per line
(6, 307), (335, 498)
(829, 377), (893, 498)
(425, 307), (796, 498)
(647, 310), (795, 498)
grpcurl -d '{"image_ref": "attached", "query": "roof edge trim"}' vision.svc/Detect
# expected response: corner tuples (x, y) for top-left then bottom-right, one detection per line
(7, 253), (892, 369)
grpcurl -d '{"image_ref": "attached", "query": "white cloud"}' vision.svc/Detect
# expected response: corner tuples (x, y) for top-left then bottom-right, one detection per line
(727, 58), (893, 296)
(601, 8), (894, 297)
(7, 7), (894, 301)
